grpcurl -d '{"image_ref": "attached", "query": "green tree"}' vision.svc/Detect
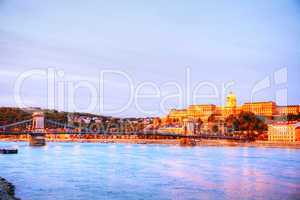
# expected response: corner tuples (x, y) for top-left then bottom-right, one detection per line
(225, 114), (239, 132)
(237, 111), (267, 140)
(212, 125), (219, 133)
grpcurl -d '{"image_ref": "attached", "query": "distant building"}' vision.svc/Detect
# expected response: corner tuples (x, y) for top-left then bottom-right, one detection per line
(187, 104), (216, 121)
(158, 127), (184, 134)
(268, 122), (300, 142)
(226, 91), (237, 108)
(277, 105), (300, 115)
(166, 92), (300, 124)
(168, 109), (187, 121)
(241, 101), (276, 117)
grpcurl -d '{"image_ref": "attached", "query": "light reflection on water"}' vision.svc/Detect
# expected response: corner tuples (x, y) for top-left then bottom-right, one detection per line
(0, 142), (300, 200)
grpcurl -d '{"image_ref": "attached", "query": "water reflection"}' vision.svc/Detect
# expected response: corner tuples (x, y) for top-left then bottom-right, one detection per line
(0, 142), (299, 200)
(72, 144), (81, 155)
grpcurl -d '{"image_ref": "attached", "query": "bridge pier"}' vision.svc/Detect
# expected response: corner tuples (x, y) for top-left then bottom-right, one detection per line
(29, 133), (46, 146)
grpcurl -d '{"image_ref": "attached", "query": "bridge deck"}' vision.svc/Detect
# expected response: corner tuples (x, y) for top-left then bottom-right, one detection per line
(0, 132), (246, 141)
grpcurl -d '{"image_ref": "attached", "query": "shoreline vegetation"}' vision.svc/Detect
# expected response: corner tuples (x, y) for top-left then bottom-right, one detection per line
(1, 138), (300, 149)
(0, 177), (20, 200)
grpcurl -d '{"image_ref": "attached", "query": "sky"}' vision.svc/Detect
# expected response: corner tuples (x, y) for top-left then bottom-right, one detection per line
(0, 0), (299, 117)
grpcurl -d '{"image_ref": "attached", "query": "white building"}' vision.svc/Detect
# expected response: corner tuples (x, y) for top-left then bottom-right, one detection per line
(268, 122), (300, 142)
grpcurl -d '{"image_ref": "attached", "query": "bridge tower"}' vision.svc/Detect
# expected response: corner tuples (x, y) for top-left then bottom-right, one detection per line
(183, 119), (195, 135)
(32, 112), (45, 133)
(29, 112), (46, 146)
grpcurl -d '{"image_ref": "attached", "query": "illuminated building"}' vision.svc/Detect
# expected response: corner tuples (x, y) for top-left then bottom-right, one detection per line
(226, 91), (237, 108)
(158, 119), (197, 135)
(187, 104), (216, 120)
(152, 117), (161, 129)
(241, 101), (276, 117)
(166, 92), (299, 123)
(268, 122), (300, 142)
(219, 92), (238, 118)
(158, 127), (184, 134)
(277, 105), (300, 115)
(168, 109), (187, 122)
(166, 92), (239, 122)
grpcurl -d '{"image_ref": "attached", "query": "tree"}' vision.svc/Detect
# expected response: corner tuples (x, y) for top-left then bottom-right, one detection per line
(208, 114), (216, 122)
(212, 125), (219, 133)
(237, 111), (267, 140)
(286, 114), (300, 121)
(224, 112), (267, 139)
(225, 114), (239, 132)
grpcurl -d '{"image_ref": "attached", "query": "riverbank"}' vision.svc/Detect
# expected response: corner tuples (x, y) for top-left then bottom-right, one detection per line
(0, 177), (20, 200)
(1, 138), (300, 149)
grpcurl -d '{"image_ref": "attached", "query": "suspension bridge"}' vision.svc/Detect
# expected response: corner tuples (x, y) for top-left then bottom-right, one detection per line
(0, 112), (246, 146)
(0, 112), (95, 146)
(0, 112), (98, 135)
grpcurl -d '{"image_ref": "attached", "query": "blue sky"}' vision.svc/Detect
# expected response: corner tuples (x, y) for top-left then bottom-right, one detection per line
(0, 0), (299, 117)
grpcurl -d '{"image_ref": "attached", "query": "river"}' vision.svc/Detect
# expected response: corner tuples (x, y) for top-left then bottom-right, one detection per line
(0, 142), (299, 200)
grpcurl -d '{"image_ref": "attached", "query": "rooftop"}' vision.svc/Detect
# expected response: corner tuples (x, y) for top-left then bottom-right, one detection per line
(243, 101), (276, 105)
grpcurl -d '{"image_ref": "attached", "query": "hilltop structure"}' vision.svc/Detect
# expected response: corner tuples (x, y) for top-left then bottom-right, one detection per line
(163, 92), (300, 129)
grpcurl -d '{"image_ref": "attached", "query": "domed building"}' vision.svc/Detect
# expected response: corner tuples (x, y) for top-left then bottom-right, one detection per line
(164, 91), (300, 135)
(226, 91), (237, 108)
(222, 92), (239, 117)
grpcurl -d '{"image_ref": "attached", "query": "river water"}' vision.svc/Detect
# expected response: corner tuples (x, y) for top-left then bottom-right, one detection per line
(0, 142), (299, 200)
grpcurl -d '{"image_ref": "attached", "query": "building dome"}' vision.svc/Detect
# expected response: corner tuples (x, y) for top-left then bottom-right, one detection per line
(226, 92), (237, 108)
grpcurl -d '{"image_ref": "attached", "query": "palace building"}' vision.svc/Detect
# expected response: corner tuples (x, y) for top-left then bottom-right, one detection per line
(164, 92), (300, 124)
(277, 105), (300, 115)
(241, 101), (276, 117)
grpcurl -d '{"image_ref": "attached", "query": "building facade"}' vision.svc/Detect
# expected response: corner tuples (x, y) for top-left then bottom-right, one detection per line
(277, 105), (300, 115)
(241, 102), (276, 117)
(165, 92), (299, 124)
(187, 104), (216, 120)
(268, 122), (300, 142)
